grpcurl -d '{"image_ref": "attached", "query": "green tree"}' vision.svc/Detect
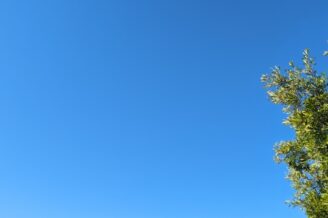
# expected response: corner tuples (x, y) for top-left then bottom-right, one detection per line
(261, 49), (328, 218)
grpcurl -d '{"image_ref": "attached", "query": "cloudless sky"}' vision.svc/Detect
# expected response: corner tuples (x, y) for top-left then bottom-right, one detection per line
(1, 0), (328, 217)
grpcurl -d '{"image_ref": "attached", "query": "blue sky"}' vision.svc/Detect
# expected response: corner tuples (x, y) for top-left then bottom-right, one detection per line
(0, 0), (328, 217)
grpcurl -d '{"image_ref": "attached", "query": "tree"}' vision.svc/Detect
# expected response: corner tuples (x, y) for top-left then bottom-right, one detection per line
(261, 49), (328, 218)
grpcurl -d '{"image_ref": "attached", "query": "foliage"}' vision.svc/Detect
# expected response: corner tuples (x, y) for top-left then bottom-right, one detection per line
(261, 49), (328, 218)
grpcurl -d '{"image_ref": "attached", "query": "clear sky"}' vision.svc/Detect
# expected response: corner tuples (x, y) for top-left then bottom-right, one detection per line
(0, 0), (328, 217)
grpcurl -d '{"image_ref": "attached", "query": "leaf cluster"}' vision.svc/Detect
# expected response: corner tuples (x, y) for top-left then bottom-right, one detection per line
(262, 49), (328, 218)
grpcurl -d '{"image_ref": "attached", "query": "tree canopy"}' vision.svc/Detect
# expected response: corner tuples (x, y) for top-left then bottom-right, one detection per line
(262, 49), (328, 218)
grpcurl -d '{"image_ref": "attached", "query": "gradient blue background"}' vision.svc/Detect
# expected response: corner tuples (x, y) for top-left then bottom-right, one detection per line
(1, 0), (328, 217)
